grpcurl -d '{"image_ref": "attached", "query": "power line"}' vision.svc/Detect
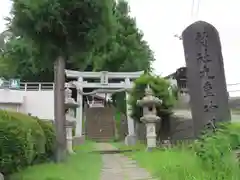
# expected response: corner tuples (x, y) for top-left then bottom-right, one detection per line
(228, 83), (240, 86)
(191, 0), (201, 21)
(195, 0), (201, 20)
(191, 0), (195, 19)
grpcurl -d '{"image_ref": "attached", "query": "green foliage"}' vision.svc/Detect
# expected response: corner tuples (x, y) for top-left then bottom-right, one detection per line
(129, 74), (176, 122)
(7, 112), (46, 159)
(191, 123), (240, 176)
(0, 36), (53, 81)
(9, 0), (115, 61)
(37, 119), (56, 161)
(0, 110), (55, 175)
(93, 0), (154, 73)
(0, 0), (154, 84)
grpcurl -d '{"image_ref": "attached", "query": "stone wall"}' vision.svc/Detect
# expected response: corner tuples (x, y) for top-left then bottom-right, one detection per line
(134, 115), (194, 143)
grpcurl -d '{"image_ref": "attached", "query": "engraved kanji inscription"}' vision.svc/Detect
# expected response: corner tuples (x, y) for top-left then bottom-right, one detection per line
(203, 81), (215, 98)
(197, 51), (211, 64)
(205, 116), (216, 131)
(195, 31), (208, 47)
(204, 100), (218, 112)
(200, 64), (215, 79)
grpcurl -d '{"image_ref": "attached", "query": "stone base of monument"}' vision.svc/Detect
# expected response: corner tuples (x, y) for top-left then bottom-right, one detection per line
(73, 135), (85, 146)
(124, 134), (137, 146)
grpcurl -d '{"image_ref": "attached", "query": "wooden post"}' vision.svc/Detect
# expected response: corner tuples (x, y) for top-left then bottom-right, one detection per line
(54, 56), (67, 162)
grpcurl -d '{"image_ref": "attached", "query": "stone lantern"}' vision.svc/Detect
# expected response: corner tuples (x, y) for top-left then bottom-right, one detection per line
(137, 85), (162, 151)
(65, 86), (79, 154)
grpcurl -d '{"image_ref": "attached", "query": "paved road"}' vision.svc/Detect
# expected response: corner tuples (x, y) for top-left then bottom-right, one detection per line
(95, 143), (156, 180)
(174, 109), (240, 122)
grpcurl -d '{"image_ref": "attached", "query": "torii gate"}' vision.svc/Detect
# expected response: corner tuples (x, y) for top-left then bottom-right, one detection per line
(65, 69), (144, 144)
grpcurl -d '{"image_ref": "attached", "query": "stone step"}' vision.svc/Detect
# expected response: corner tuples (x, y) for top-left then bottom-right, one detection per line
(86, 135), (114, 138)
(89, 137), (113, 142)
(86, 132), (114, 135)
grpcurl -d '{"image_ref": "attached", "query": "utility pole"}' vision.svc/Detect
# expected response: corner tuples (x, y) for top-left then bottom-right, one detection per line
(54, 56), (67, 163)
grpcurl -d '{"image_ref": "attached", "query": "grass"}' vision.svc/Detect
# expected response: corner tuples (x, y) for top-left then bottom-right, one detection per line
(132, 147), (239, 180)
(9, 141), (101, 180)
(113, 140), (240, 180)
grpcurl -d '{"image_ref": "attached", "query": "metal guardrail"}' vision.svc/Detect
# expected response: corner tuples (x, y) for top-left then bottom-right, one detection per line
(9, 81), (240, 93)
(19, 82), (54, 91)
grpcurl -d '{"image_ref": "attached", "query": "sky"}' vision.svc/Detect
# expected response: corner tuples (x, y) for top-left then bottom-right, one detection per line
(0, 0), (239, 96)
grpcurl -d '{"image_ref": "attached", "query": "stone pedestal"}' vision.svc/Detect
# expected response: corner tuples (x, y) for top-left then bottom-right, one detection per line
(65, 117), (76, 154)
(141, 116), (160, 151)
(146, 123), (157, 149)
(66, 126), (74, 153)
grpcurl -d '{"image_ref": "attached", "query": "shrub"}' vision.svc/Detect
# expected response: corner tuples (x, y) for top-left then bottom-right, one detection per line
(36, 119), (55, 161)
(7, 112), (46, 160)
(129, 74), (176, 140)
(0, 110), (55, 175)
(129, 74), (176, 122)
(191, 122), (240, 178)
(0, 110), (42, 175)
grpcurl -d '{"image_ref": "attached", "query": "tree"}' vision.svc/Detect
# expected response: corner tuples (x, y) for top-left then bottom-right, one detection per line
(9, 0), (115, 61)
(93, 0), (154, 72)
(92, 0), (155, 114)
(128, 74), (176, 140)
(0, 34), (97, 81)
(0, 0), (154, 83)
(0, 35), (53, 81)
(9, 0), (116, 162)
(0, 0), (155, 120)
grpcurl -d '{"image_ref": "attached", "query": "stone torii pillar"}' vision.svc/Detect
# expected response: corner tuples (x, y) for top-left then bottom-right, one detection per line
(124, 77), (136, 146)
(74, 76), (84, 145)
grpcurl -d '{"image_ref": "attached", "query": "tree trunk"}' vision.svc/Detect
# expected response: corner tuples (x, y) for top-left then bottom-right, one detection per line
(54, 56), (67, 163)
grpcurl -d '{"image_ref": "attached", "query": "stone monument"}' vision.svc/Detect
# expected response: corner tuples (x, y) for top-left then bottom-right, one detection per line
(182, 21), (231, 137)
(137, 85), (162, 151)
(65, 86), (79, 154)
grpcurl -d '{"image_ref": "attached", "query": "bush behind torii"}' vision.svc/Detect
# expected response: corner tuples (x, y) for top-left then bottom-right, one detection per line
(128, 74), (177, 123)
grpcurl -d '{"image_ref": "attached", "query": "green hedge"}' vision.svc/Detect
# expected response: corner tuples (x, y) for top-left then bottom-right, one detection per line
(0, 110), (55, 175)
(37, 119), (55, 161)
